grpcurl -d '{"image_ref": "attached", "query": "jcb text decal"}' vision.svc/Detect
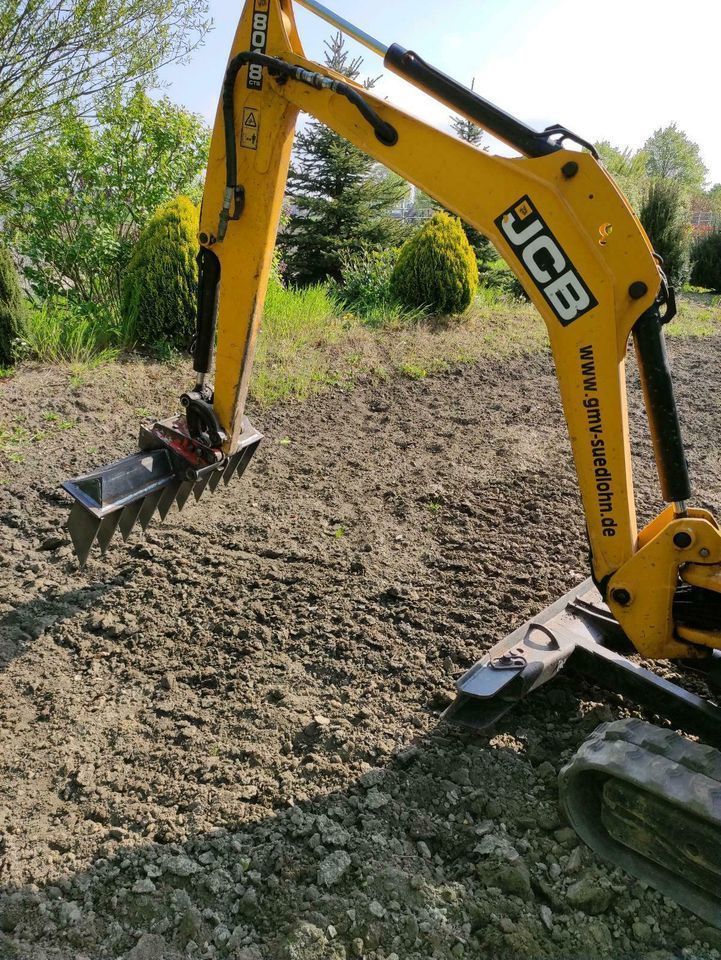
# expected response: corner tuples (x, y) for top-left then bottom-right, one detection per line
(247, 0), (269, 90)
(495, 196), (598, 325)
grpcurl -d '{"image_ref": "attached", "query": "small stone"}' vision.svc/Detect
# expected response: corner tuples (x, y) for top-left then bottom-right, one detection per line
(314, 715), (331, 727)
(213, 924), (231, 946)
(368, 900), (385, 918)
(540, 905), (553, 930)
(126, 933), (167, 960)
(161, 854), (200, 877)
(564, 846), (583, 874)
(537, 760), (556, 778)
(631, 920), (651, 942)
(493, 860), (532, 900)
(364, 789), (390, 810)
(351, 938), (364, 957)
(318, 850), (351, 887)
(132, 877), (156, 894)
(566, 877), (612, 915)
(416, 841), (432, 859)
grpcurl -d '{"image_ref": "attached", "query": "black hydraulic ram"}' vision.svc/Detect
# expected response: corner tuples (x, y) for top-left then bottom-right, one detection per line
(632, 294), (692, 505)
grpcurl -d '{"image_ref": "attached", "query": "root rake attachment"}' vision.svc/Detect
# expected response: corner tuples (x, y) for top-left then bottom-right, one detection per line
(63, 414), (262, 566)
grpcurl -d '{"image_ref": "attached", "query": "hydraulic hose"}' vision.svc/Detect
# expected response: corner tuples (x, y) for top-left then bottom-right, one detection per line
(222, 51), (397, 195)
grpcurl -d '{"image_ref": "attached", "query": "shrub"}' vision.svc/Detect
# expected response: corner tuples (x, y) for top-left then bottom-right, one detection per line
(338, 247), (398, 314)
(639, 179), (691, 286)
(691, 230), (721, 291)
(482, 257), (528, 301)
(391, 213), (478, 315)
(0, 246), (25, 366)
(121, 195), (199, 350)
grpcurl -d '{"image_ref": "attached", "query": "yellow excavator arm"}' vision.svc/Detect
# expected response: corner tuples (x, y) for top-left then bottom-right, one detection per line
(61, 0), (721, 928)
(190, 0), (721, 664)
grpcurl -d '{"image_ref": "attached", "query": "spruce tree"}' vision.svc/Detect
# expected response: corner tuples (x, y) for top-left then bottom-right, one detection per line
(279, 33), (406, 286)
(448, 82), (493, 269)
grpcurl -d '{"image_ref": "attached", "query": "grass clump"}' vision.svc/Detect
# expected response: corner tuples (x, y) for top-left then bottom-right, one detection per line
(252, 281), (348, 404)
(19, 299), (118, 365)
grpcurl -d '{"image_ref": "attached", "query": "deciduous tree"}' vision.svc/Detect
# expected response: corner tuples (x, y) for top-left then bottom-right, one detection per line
(4, 88), (208, 318)
(0, 0), (209, 179)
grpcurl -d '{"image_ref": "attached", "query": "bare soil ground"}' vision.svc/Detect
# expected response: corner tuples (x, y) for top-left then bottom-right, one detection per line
(1, 337), (721, 959)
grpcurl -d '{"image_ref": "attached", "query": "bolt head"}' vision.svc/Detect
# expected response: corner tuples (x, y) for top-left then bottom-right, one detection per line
(612, 588), (631, 606)
(562, 161), (579, 179)
(629, 281), (648, 300)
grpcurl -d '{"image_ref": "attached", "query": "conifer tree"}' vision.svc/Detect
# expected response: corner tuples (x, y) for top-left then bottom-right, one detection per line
(279, 33), (406, 286)
(121, 196), (199, 350)
(448, 80), (493, 268)
(0, 246), (25, 366)
(640, 179), (691, 286)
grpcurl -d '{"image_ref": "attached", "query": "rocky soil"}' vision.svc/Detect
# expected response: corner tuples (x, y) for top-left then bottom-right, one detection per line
(1, 338), (721, 959)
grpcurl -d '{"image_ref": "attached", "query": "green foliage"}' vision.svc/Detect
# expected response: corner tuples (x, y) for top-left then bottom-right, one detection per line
(595, 140), (649, 210)
(643, 125), (708, 192)
(20, 299), (118, 365)
(279, 34), (406, 285)
(121, 196), (199, 350)
(450, 79), (485, 148)
(481, 258), (527, 301)
(338, 248), (398, 314)
(4, 88), (209, 320)
(0, 0), (209, 181)
(0, 247), (25, 366)
(691, 231), (721, 291)
(391, 213), (479, 315)
(640, 179), (691, 285)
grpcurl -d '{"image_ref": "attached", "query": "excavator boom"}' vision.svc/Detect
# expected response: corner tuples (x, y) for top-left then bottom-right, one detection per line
(60, 0), (721, 927)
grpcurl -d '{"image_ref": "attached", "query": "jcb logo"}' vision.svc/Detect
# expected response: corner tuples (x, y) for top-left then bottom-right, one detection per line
(247, 0), (269, 90)
(495, 196), (597, 325)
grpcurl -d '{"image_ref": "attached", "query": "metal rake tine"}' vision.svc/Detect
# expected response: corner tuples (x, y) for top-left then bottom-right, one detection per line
(138, 488), (164, 532)
(68, 501), (102, 568)
(221, 451), (244, 486)
(193, 472), (214, 502)
(97, 510), (123, 556)
(157, 479), (181, 520)
(235, 446), (256, 479)
(119, 499), (144, 541)
(208, 463), (229, 493)
(175, 479), (195, 512)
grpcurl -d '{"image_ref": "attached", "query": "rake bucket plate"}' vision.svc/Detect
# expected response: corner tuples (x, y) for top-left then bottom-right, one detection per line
(62, 415), (262, 565)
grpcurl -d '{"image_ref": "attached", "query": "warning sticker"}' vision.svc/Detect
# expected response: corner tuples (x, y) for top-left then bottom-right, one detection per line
(241, 107), (260, 150)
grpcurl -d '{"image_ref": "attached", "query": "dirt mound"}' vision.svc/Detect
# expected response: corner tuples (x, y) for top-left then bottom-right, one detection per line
(1, 341), (721, 958)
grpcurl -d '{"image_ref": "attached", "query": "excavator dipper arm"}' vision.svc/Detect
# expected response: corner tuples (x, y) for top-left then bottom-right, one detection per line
(61, 0), (721, 924)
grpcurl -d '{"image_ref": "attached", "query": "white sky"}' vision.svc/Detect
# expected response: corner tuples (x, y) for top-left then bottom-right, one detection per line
(160, 0), (721, 184)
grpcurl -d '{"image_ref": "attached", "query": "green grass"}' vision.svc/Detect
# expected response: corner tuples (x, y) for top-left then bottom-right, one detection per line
(666, 290), (721, 337)
(21, 300), (118, 365)
(251, 281), (348, 404)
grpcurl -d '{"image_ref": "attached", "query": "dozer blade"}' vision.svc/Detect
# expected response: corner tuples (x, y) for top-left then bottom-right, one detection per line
(445, 577), (721, 743)
(62, 416), (262, 566)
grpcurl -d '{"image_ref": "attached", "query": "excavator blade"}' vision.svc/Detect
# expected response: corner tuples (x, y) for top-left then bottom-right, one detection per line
(62, 416), (262, 566)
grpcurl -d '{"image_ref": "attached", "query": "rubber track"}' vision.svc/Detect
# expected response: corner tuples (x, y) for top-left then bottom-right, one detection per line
(559, 718), (721, 928)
